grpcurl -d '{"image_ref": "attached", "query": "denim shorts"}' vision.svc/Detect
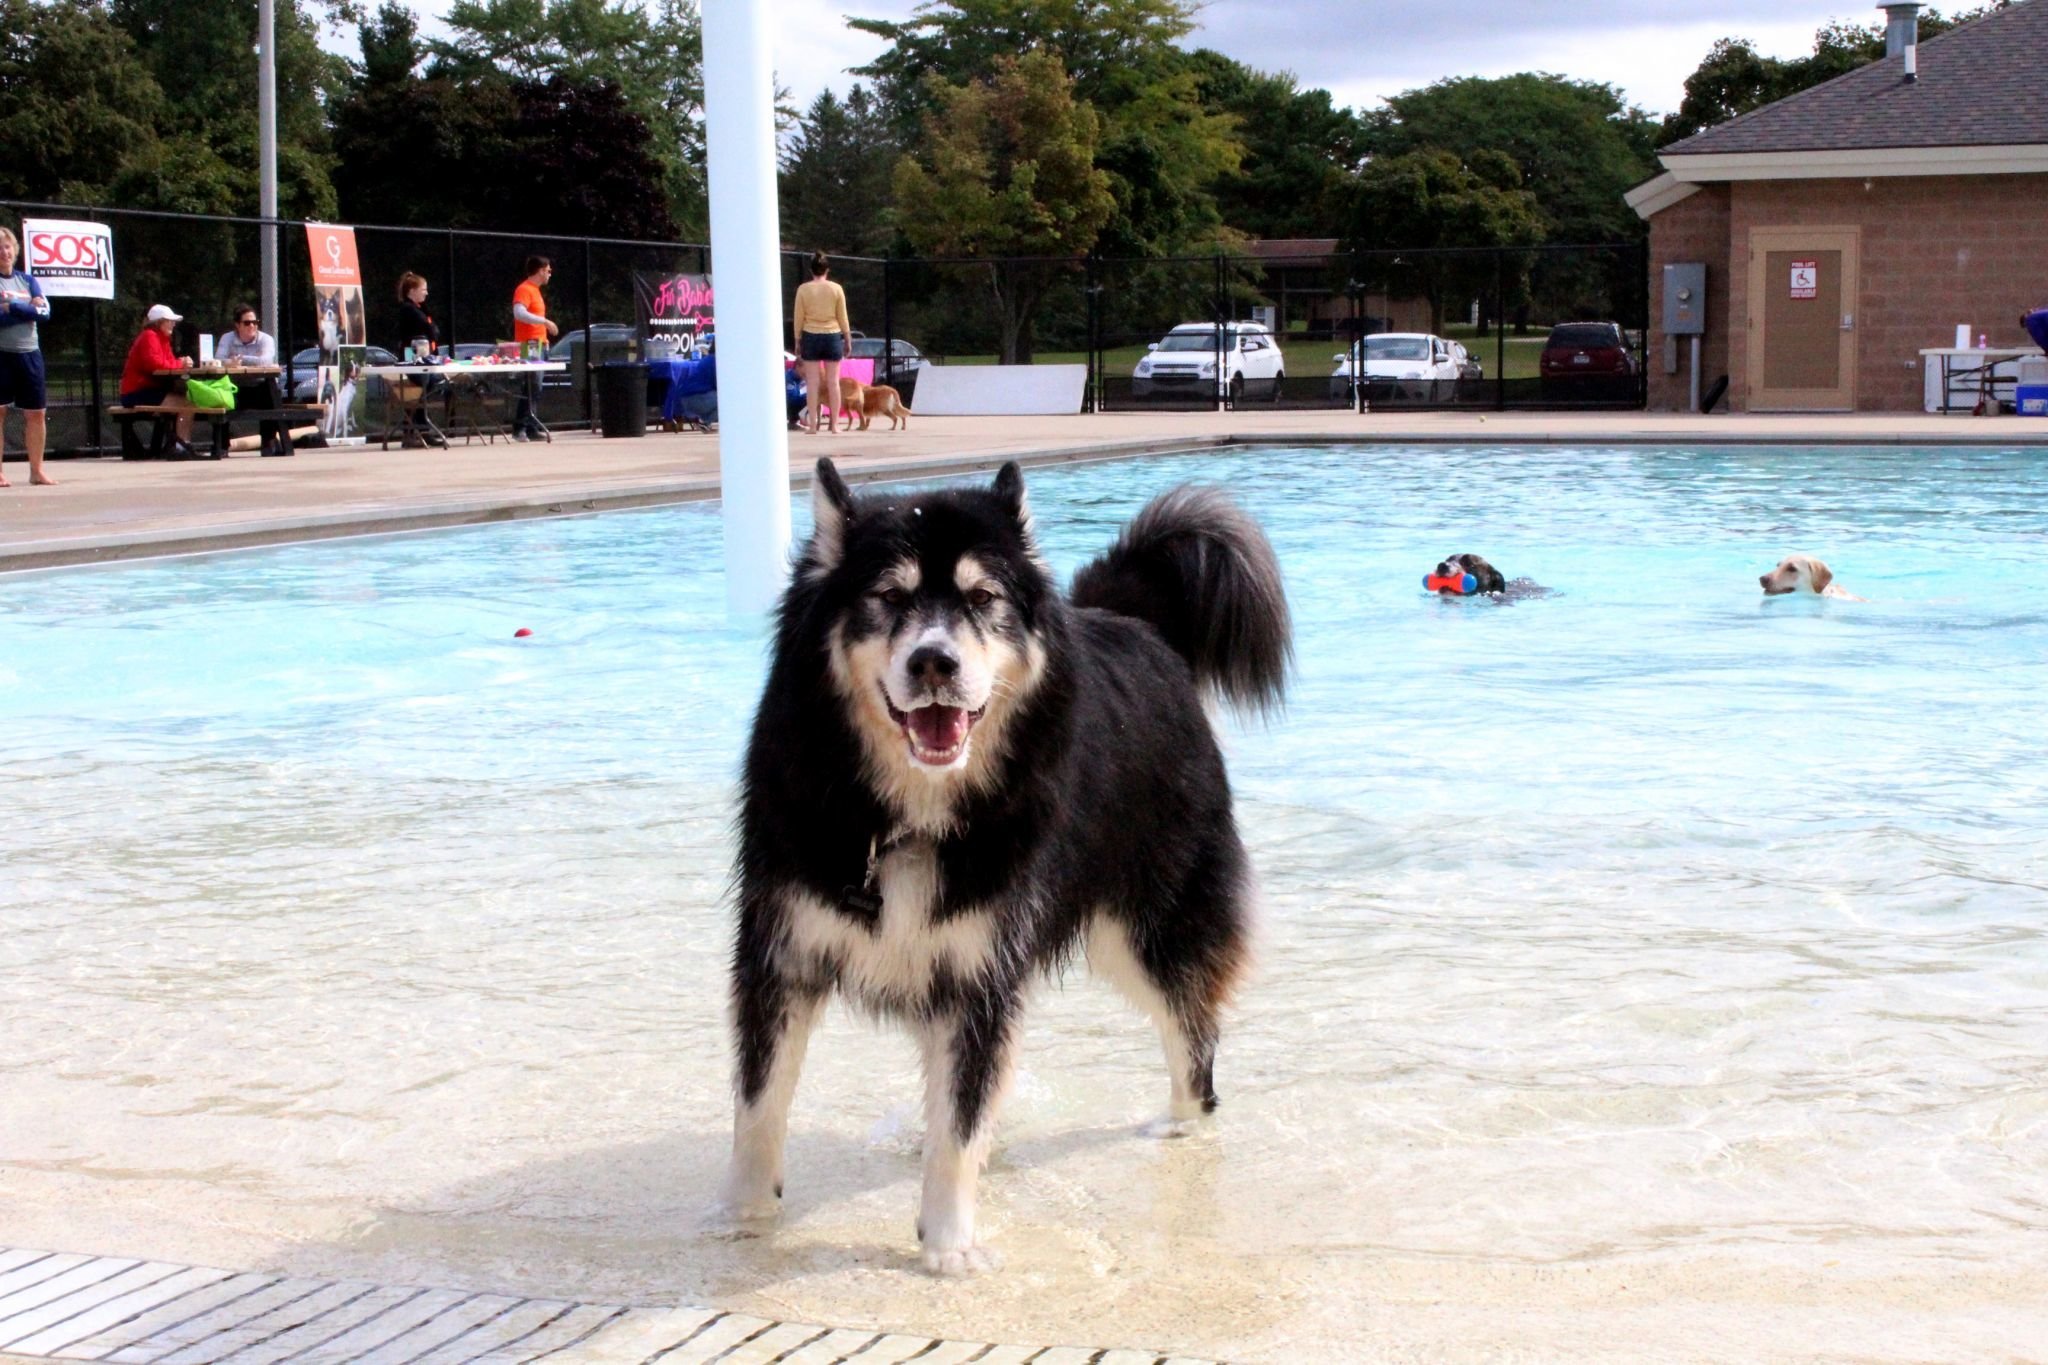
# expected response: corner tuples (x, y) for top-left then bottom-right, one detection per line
(798, 331), (845, 362)
(0, 349), (46, 410)
(120, 385), (170, 408)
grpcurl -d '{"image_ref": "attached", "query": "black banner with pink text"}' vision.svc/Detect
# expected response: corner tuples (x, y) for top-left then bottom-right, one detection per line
(633, 271), (714, 345)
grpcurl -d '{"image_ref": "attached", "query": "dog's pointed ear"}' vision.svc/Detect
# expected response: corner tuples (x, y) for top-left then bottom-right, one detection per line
(811, 458), (857, 573)
(993, 461), (1034, 537)
(1808, 557), (1833, 593)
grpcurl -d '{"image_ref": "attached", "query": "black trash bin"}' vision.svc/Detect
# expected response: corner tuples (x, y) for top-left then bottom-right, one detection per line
(596, 360), (649, 438)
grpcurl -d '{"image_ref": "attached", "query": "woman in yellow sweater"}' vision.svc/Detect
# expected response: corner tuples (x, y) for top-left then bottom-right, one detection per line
(791, 251), (851, 433)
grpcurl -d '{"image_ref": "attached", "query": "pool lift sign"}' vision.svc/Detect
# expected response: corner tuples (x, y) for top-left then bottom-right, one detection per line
(1789, 259), (1818, 300)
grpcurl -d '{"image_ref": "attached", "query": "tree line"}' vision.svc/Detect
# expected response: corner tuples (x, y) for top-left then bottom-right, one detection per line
(0, 0), (2010, 357)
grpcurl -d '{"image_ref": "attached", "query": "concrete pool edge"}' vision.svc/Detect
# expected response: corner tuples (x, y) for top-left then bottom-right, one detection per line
(0, 438), (1203, 574)
(0, 1244), (1215, 1365)
(5, 424), (2045, 574)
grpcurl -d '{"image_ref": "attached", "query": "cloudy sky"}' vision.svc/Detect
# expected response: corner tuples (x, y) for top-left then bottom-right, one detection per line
(385, 0), (1906, 117)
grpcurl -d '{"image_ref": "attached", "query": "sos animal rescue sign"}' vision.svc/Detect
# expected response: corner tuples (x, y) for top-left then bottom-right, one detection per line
(22, 219), (116, 299)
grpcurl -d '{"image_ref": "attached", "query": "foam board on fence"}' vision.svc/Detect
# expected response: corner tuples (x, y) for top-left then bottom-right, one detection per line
(841, 357), (875, 385)
(911, 365), (1087, 416)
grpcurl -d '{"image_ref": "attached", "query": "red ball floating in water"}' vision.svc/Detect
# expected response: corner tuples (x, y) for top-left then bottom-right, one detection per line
(513, 627), (533, 638)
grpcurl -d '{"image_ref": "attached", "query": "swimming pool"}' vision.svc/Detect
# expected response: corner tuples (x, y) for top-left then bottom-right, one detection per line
(4, 444), (2046, 1361)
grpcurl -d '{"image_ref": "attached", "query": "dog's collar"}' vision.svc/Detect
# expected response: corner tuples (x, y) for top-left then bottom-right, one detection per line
(842, 823), (916, 916)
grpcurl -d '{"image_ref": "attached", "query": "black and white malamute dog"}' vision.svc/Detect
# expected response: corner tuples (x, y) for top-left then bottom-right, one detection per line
(725, 458), (1290, 1275)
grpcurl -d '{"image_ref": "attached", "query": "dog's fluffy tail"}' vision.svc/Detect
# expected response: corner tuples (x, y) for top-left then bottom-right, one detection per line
(1070, 485), (1291, 715)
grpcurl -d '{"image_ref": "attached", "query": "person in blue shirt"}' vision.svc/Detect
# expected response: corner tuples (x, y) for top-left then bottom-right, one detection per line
(786, 363), (807, 430)
(0, 226), (54, 486)
(2023, 309), (2048, 353)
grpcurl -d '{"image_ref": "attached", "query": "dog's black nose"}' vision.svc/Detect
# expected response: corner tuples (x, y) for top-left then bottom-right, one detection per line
(907, 644), (960, 687)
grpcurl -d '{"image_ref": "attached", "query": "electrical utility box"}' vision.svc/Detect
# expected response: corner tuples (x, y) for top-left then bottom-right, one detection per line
(1662, 263), (1707, 335)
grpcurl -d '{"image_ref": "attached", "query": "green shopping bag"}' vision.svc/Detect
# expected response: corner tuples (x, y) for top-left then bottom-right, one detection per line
(185, 374), (236, 409)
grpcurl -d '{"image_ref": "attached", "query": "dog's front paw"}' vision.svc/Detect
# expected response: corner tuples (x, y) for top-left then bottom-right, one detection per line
(1141, 1115), (1200, 1139)
(711, 1176), (784, 1233)
(921, 1242), (1002, 1277)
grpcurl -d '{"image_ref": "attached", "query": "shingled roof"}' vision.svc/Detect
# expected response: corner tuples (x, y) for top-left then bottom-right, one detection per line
(1662, 0), (2048, 156)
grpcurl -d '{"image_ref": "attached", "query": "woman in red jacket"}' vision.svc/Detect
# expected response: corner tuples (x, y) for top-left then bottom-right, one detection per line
(121, 303), (196, 454)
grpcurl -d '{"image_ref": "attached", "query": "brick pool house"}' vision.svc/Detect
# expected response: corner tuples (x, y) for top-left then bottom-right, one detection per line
(1627, 0), (2048, 412)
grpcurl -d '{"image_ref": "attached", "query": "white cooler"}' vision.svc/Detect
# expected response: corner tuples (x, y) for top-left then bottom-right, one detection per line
(2018, 358), (2048, 417)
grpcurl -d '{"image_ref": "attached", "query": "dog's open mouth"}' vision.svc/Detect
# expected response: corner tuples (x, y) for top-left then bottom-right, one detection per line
(885, 694), (987, 767)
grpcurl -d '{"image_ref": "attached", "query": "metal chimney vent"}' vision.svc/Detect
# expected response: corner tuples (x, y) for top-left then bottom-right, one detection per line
(1882, 2), (1923, 58)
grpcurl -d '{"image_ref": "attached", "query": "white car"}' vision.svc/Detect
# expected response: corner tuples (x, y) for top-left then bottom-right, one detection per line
(1330, 332), (1470, 400)
(1132, 321), (1285, 403)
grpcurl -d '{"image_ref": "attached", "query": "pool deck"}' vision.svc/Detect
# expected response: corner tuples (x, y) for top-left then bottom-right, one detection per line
(0, 1245), (1207, 1365)
(2, 410), (2043, 573)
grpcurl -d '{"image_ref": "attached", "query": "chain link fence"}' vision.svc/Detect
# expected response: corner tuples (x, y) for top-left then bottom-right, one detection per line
(2, 198), (1645, 456)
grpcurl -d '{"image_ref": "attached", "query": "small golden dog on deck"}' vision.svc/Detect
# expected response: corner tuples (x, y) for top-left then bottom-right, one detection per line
(1759, 554), (1866, 601)
(834, 377), (913, 430)
(859, 383), (912, 430)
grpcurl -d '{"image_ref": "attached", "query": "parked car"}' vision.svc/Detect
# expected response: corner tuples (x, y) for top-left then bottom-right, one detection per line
(1131, 321), (1285, 403)
(1329, 332), (1467, 401)
(849, 336), (932, 379)
(1539, 321), (1637, 397)
(544, 324), (639, 386)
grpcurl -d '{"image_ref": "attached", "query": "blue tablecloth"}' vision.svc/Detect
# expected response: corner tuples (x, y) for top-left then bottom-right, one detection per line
(651, 356), (715, 422)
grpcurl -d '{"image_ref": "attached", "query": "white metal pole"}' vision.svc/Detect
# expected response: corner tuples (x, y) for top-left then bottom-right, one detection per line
(1689, 335), (1701, 413)
(703, 0), (792, 619)
(258, 0), (279, 335)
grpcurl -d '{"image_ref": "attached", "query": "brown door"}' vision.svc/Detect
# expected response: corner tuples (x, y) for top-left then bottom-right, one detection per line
(1747, 227), (1859, 411)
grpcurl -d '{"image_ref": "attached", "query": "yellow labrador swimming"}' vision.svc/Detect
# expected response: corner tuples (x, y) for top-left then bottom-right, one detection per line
(1759, 554), (1865, 601)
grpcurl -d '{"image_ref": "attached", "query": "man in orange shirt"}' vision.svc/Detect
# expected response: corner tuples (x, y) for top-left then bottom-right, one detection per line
(511, 255), (557, 441)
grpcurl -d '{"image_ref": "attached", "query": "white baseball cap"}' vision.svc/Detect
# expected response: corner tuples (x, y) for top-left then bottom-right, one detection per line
(145, 304), (182, 324)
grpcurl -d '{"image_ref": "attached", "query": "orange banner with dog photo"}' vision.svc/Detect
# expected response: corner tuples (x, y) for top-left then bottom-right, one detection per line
(304, 223), (366, 353)
(304, 223), (368, 440)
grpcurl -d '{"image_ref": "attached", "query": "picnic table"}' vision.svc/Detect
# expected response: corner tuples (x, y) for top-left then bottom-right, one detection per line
(360, 360), (567, 446)
(109, 363), (319, 459)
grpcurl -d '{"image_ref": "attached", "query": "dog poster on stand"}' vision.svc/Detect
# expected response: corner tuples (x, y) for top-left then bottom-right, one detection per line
(305, 223), (366, 439)
(634, 271), (714, 354)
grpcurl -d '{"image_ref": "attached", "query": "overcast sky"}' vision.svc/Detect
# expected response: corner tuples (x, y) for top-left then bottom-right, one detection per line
(379, 0), (1908, 117)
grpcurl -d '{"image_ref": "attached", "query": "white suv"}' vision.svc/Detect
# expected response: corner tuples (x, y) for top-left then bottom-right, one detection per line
(1131, 321), (1285, 403)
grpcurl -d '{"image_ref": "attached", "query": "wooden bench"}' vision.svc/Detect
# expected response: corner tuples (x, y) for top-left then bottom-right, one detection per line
(108, 405), (227, 460)
(107, 403), (326, 460)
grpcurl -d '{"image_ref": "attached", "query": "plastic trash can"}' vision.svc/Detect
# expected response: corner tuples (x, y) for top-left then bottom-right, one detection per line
(596, 360), (649, 438)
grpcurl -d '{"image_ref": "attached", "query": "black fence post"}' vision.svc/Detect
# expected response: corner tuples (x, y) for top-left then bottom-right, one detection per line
(443, 231), (456, 353)
(282, 223), (295, 396)
(581, 237), (594, 426)
(1494, 249), (1507, 412)
(1213, 251), (1225, 411)
(85, 303), (102, 453)
(882, 257), (894, 387)
(1083, 257), (1098, 414)
(1350, 277), (1363, 416)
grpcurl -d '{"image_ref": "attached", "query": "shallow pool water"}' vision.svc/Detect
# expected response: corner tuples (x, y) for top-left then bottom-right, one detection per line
(4, 444), (2047, 1361)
